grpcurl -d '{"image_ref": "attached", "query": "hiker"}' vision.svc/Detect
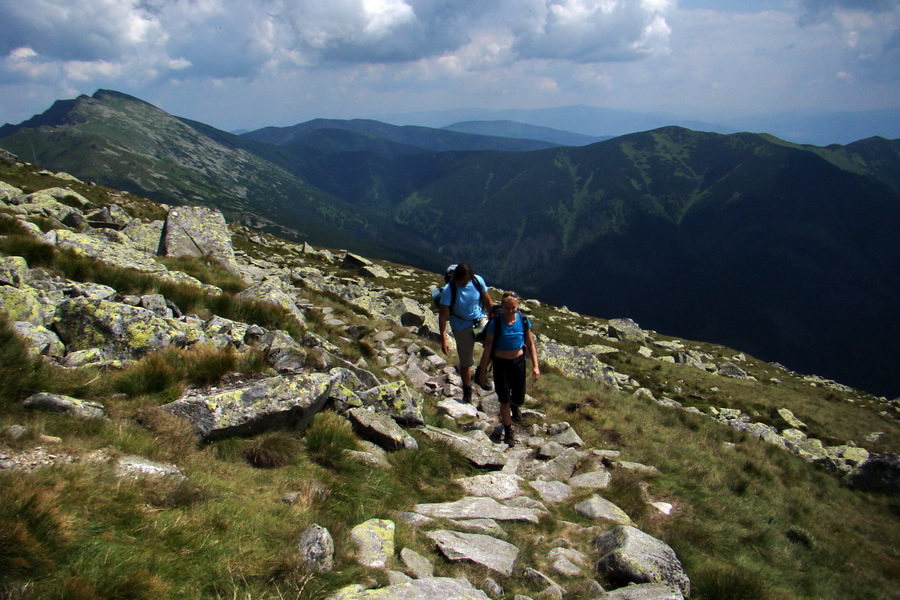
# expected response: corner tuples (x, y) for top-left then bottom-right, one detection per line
(438, 263), (493, 404)
(477, 291), (540, 445)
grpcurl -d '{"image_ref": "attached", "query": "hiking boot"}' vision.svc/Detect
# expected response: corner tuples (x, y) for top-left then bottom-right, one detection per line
(503, 426), (515, 446)
(473, 365), (492, 391)
(461, 385), (472, 404)
(510, 403), (522, 423)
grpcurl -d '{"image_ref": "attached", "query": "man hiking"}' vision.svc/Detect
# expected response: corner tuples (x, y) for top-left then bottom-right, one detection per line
(438, 263), (493, 404)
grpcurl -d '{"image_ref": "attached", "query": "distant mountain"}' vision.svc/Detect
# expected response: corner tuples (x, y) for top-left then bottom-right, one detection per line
(378, 105), (900, 147)
(3, 90), (899, 397)
(242, 118), (558, 152)
(442, 120), (607, 146)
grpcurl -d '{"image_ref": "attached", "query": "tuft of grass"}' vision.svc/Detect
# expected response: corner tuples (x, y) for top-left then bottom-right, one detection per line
(303, 412), (359, 470)
(110, 349), (185, 399)
(691, 562), (773, 600)
(244, 432), (304, 469)
(0, 484), (71, 586)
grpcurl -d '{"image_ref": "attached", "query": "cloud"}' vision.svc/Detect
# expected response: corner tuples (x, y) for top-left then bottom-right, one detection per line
(510, 0), (674, 62)
(798, 0), (899, 25)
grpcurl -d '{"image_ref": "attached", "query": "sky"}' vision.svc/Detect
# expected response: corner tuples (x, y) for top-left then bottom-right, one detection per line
(1, 0), (899, 132)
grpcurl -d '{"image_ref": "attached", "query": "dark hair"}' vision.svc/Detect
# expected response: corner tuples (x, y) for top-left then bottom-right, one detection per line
(453, 263), (474, 282)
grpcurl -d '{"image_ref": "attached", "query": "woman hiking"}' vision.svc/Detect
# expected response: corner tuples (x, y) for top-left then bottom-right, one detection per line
(477, 291), (540, 446)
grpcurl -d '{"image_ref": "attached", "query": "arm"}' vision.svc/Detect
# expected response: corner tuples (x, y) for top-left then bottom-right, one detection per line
(439, 305), (451, 355)
(525, 328), (540, 380)
(481, 290), (493, 312)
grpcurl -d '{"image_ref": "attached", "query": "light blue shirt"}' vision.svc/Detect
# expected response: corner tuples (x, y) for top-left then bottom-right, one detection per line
(440, 275), (487, 332)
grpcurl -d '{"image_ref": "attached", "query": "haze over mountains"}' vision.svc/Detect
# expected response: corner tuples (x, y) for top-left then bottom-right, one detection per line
(2, 89), (899, 398)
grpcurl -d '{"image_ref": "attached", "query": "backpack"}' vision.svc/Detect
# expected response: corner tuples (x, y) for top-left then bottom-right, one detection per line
(431, 264), (485, 317)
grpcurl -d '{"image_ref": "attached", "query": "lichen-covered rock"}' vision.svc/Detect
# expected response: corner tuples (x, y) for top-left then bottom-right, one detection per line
(348, 407), (419, 451)
(159, 206), (241, 274)
(538, 341), (633, 388)
(160, 372), (335, 441)
(122, 219), (165, 254)
(11, 321), (65, 358)
(386, 297), (431, 328)
(297, 524), (335, 573)
(414, 497), (542, 523)
(845, 453), (900, 494)
(54, 297), (185, 360)
(22, 393), (105, 420)
(237, 281), (306, 328)
(607, 318), (646, 343)
(0, 285), (44, 325)
(50, 229), (167, 274)
(776, 408), (807, 430)
(400, 547), (434, 579)
(0, 256), (29, 287)
(593, 526), (691, 597)
(358, 381), (425, 426)
(261, 330), (307, 373)
(350, 518), (395, 569)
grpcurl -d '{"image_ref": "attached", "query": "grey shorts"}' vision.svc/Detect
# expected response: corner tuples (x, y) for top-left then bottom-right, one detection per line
(452, 326), (477, 368)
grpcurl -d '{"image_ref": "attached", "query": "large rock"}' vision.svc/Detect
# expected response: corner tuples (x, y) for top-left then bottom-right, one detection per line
(11, 321), (65, 358)
(348, 407), (419, 451)
(160, 372), (335, 440)
(22, 393), (105, 420)
(122, 220), (165, 254)
(358, 381), (425, 426)
(386, 297), (431, 328)
(297, 524), (335, 573)
(426, 530), (519, 576)
(538, 341), (632, 388)
(845, 453), (900, 494)
(607, 318), (646, 343)
(574, 496), (632, 524)
(238, 282), (306, 328)
(326, 577), (490, 600)
(159, 206), (240, 274)
(350, 518), (395, 569)
(414, 497), (542, 523)
(0, 256), (29, 287)
(0, 286), (43, 325)
(455, 473), (524, 500)
(597, 583), (684, 600)
(53, 297), (185, 360)
(593, 526), (691, 597)
(420, 426), (507, 468)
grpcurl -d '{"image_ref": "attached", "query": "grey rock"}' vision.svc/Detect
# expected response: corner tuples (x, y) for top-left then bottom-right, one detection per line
(593, 526), (691, 597)
(22, 393), (105, 420)
(159, 206), (241, 274)
(569, 470), (612, 490)
(551, 426), (584, 447)
(348, 407), (418, 451)
(455, 472), (524, 500)
(297, 524), (335, 572)
(845, 453), (900, 494)
(776, 408), (808, 430)
(426, 530), (519, 576)
(114, 455), (184, 480)
(447, 518), (508, 538)
(11, 321), (65, 358)
(420, 426), (507, 468)
(161, 372), (335, 441)
(414, 497), (542, 523)
(717, 361), (750, 379)
(358, 381), (425, 426)
(528, 480), (573, 504)
(607, 318), (646, 343)
(596, 583), (684, 600)
(325, 577), (491, 600)
(575, 496), (633, 524)
(400, 547), (434, 579)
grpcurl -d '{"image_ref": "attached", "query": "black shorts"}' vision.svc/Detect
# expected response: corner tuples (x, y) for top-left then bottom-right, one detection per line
(493, 354), (526, 406)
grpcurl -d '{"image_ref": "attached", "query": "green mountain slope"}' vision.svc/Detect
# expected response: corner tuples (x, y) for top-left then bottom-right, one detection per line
(0, 90), (442, 269)
(443, 119), (608, 146)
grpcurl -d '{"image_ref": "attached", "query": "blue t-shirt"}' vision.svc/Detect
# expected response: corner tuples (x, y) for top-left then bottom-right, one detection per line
(491, 313), (531, 351)
(440, 275), (487, 332)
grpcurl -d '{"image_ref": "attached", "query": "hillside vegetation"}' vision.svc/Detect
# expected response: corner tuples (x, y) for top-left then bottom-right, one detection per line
(0, 159), (898, 599)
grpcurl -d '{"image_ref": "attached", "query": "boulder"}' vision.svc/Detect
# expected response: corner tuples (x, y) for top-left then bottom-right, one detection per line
(420, 426), (507, 469)
(717, 362), (750, 379)
(348, 407), (418, 451)
(325, 577), (490, 600)
(569, 470), (612, 490)
(387, 297), (431, 328)
(454, 472), (524, 500)
(0, 256), (29, 287)
(400, 547), (434, 579)
(238, 282), (306, 328)
(538, 341), (632, 388)
(528, 480), (573, 504)
(122, 219), (165, 254)
(159, 206), (241, 274)
(776, 408), (808, 431)
(22, 393), (105, 420)
(845, 453), (900, 494)
(350, 518), (395, 569)
(0, 286), (43, 325)
(297, 524), (335, 573)
(607, 318), (646, 343)
(596, 583), (684, 600)
(160, 372), (335, 440)
(358, 381), (425, 426)
(426, 530), (519, 576)
(11, 321), (65, 358)
(574, 496), (632, 524)
(53, 297), (185, 360)
(414, 497), (542, 523)
(341, 253), (372, 270)
(593, 526), (691, 597)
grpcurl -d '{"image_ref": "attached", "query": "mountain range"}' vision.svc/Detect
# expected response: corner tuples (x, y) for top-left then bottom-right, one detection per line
(2, 89), (899, 398)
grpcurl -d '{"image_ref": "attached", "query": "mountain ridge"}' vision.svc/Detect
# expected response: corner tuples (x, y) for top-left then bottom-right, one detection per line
(1, 90), (898, 397)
